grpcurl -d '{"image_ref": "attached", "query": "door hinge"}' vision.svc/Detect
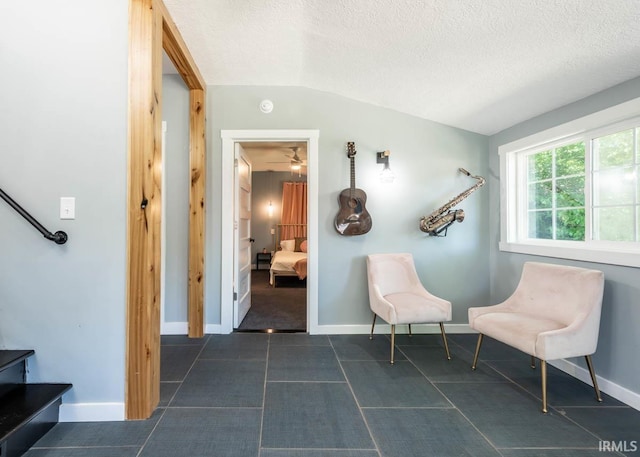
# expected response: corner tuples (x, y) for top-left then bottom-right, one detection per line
(234, 158), (239, 167)
(233, 291), (237, 301)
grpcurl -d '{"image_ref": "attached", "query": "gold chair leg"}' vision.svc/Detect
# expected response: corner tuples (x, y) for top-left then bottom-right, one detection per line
(369, 313), (377, 340)
(408, 324), (412, 337)
(439, 322), (451, 360)
(541, 360), (548, 413)
(471, 334), (483, 370)
(390, 324), (395, 365)
(585, 355), (603, 402)
(530, 355), (536, 369)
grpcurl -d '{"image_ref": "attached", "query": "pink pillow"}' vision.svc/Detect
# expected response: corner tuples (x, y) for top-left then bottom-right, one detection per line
(300, 240), (308, 253)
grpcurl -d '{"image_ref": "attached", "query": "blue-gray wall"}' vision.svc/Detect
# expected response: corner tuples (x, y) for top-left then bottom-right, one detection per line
(488, 76), (640, 398)
(0, 0), (129, 415)
(162, 74), (190, 325)
(207, 86), (490, 327)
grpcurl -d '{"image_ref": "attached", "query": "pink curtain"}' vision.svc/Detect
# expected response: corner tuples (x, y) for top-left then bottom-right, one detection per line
(280, 182), (307, 240)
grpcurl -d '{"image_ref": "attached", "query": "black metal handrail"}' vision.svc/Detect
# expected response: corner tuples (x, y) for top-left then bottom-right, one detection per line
(0, 187), (68, 245)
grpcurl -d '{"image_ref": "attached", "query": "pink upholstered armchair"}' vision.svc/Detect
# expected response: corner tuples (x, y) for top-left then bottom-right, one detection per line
(468, 261), (605, 412)
(366, 253), (452, 364)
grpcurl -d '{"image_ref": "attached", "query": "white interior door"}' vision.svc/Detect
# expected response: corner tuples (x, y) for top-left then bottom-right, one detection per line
(234, 144), (252, 327)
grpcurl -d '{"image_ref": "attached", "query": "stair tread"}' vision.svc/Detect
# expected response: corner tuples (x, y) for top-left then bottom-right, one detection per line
(0, 383), (72, 441)
(0, 350), (35, 373)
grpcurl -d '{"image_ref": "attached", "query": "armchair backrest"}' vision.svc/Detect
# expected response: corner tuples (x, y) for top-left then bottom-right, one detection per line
(509, 262), (604, 326)
(366, 253), (421, 296)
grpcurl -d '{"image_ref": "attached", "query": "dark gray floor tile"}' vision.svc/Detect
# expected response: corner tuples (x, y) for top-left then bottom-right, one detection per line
(329, 334), (405, 362)
(488, 360), (625, 408)
(171, 359), (266, 407)
(159, 382), (180, 407)
(364, 408), (501, 457)
(449, 333), (524, 361)
(401, 345), (507, 383)
(33, 411), (162, 447)
(139, 408), (260, 457)
(268, 345), (344, 381)
(261, 450), (379, 457)
(25, 449), (140, 457)
(562, 406), (640, 443)
(199, 333), (269, 359)
(491, 360), (623, 406)
(394, 333), (449, 347)
(161, 334), (209, 346)
(341, 360), (450, 407)
(262, 382), (374, 449)
(269, 333), (330, 346)
(437, 382), (600, 448)
(500, 449), (618, 456)
(160, 344), (202, 382)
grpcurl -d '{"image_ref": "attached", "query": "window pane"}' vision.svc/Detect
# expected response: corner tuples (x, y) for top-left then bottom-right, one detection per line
(556, 209), (585, 241)
(528, 150), (552, 180)
(556, 176), (585, 207)
(593, 206), (636, 241)
(528, 210), (552, 239)
(555, 142), (585, 177)
(593, 129), (634, 170)
(528, 181), (552, 209)
(593, 168), (636, 206)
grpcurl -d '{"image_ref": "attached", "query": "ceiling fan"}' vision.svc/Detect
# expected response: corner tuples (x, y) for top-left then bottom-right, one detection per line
(264, 147), (306, 175)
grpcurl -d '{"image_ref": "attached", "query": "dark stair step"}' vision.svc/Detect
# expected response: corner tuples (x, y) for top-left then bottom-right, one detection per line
(0, 351), (34, 384)
(0, 383), (72, 457)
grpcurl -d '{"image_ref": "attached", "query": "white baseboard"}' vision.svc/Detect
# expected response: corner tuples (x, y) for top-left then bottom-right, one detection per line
(310, 323), (473, 335)
(549, 359), (640, 412)
(59, 402), (125, 422)
(205, 323), (227, 334)
(161, 321), (188, 335)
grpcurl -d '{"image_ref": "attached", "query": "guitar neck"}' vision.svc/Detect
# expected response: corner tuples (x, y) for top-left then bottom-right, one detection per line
(350, 156), (356, 191)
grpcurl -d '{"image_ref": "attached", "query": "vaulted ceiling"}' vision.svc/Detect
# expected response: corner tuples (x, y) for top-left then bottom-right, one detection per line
(163, 0), (640, 135)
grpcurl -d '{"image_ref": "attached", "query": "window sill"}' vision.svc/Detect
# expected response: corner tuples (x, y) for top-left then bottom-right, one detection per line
(499, 240), (640, 268)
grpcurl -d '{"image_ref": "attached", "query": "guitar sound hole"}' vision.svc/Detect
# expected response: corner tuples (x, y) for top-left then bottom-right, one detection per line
(348, 198), (358, 209)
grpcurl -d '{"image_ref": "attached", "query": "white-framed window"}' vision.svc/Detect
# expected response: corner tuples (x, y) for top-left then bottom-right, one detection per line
(499, 98), (640, 268)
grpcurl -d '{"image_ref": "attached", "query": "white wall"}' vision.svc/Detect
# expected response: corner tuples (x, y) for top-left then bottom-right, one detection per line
(0, 1), (129, 420)
(206, 86), (490, 329)
(488, 76), (640, 408)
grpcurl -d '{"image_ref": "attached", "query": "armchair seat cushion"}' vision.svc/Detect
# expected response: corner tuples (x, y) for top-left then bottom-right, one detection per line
(384, 292), (450, 324)
(471, 312), (564, 357)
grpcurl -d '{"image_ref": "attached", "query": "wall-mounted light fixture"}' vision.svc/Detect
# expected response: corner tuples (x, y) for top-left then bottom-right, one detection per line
(267, 200), (273, 218)
(376, 150), (395, 183)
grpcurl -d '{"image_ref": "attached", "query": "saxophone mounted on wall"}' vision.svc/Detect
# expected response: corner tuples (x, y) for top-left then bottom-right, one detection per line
(420, 168), (485, 236)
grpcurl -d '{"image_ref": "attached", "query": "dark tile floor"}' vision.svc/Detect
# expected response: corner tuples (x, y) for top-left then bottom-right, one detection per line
(26, 333), (640, 456)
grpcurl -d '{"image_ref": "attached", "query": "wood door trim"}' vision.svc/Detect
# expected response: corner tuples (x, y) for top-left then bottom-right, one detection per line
(127, 0), (206, 420)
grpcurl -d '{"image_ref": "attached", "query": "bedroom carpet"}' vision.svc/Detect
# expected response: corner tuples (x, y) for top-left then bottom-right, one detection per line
(237, 270), (306, 331)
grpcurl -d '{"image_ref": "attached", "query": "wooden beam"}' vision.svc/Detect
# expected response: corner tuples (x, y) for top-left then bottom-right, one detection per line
(188, 89), (206, 337)
(157, 0), (206, 91)
(126, 0), (162, 420)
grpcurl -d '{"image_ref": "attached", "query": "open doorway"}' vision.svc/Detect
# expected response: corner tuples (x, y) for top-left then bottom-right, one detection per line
(237, 142), (308, 332)
(220, 130), (319, 335)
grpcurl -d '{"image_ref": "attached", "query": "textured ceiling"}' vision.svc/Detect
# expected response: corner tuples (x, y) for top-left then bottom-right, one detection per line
(163, 0), (640, 135)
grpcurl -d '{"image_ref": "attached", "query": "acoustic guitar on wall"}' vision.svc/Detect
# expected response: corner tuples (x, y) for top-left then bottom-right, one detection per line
(334, 142), (372, 236)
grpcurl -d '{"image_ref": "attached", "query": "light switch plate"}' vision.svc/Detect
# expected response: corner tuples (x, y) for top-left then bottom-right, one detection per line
(60, 197), (75, 219)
